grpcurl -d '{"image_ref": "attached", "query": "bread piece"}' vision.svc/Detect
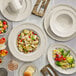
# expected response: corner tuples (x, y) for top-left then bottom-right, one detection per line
(24, 66), (35, 76)
(24, 71), (32, 76)
(26, 66), (35, 74)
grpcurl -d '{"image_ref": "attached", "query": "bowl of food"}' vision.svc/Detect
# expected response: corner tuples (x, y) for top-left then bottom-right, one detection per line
(0, 37), (8, 64)
(48, 44), (76, 74)
(0, 19), (11, 36)
(8, 23), (47, 62)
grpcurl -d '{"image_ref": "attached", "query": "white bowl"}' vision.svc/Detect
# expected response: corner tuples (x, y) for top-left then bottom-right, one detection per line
(50, 6), (76, 37)
(48, 44), (76, 74)
(8, 23), (47, 62)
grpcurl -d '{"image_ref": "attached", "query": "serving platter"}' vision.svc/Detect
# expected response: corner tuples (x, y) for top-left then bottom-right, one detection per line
(8, 23), (47, 62)
(1, 0), (32, 21)
(44, 4), (76, 41)
(48, 43), (76, 74)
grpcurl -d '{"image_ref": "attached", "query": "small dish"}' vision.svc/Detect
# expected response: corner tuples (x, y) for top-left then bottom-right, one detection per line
(8, 23), (47, 62)
(0, 68), (8, 76)
(19, 63), (40, 76)
(44, 4), (76, 41)
(50, 8), (76, 37)
(47, 43), (76, 74)
(0, 19), (11, 36)
(1, 0), (32, 21)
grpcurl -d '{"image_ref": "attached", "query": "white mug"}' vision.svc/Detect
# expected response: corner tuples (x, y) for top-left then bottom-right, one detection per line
(8, 0), (23, 13)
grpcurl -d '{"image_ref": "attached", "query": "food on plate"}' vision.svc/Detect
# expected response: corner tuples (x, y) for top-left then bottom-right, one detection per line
(0, 49), (8, 63)
(0, 37), (8, 64)
(17, 29), (40, 54)
(0, 37), (6, 50)
(8, 60), (18, 71)
(53, 48), (75, 69)
(24, 66), (35, 76)
(0, 49), (8, 57)
(0, 20), (8, 34)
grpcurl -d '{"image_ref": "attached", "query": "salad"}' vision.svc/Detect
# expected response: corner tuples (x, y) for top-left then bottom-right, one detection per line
(0, 20), (8, 34)
(0, 37), (8, 63)
(53, 48), (75, 69)
(17, 29), (39, 54)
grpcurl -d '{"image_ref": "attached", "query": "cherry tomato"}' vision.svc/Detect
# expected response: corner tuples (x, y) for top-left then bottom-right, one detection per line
(0, 31), (1, 34)
(57, 58), (61, 62)
(29, 36), (31, 38)
(3, 21), (7, 25)
(5, 51), (8, 54)
(34, 34), (37, 35)
(0, 59), (2, 63)
(3, 25), (7, 29)
(18, 34), (20, 37)
(56, 54), (59, 58)
(60, 55), (63, 58)
(2, 37), (6, 40)
(55, 58), (58, 61)
(63, 58), (66, 60)
(32, 32), (34, 34)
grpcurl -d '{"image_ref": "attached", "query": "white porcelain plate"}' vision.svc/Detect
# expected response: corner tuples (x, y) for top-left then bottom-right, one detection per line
(48, 44), (76, 74)
(19, 63), (40, 76)
(8, 23), (47, 62)
(1, 0), (32, 21)
(50, 7), (76, 37)
(44, 4), (76, 41)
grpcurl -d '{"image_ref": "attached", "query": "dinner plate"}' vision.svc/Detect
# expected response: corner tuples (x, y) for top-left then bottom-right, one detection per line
(47, 43), (76, 74)
(50, 7), (76, 37)
(44, 4), (76, 41)
(8, 23), (47, 62)
(19, 63), (40, 76)
(1, 0), (32, 21)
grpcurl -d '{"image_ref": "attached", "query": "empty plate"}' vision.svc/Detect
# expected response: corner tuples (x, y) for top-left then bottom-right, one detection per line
(50, 5), (76, 37)
(1, 0), (32, 21)
(44, 4), (76, 41)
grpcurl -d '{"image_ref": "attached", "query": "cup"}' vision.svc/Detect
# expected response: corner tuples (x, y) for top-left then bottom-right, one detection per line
(8, 0), (23, 13)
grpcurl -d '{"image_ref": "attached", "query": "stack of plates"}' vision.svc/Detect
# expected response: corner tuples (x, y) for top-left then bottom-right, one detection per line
(44, 4), (76, 41)
(1, 0), (32, 21)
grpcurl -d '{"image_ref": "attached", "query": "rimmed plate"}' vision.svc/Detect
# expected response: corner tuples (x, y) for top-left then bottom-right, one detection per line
(47, 43), (76, 74)
(19, 63), (40, 76)
(8, 23), (47, 62)
(44, 4), (76, 41)
(1, 0), (32, 21)
(50, 7), (76, 37)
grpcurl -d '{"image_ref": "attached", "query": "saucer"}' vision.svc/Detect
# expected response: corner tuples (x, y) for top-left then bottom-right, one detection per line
(50, 5), (76, 37)
(1, 0), (32, 21)
(44, 4), (76, 41)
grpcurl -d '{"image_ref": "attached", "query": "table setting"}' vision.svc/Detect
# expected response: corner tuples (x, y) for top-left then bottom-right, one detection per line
(0, 0), (76, 76)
